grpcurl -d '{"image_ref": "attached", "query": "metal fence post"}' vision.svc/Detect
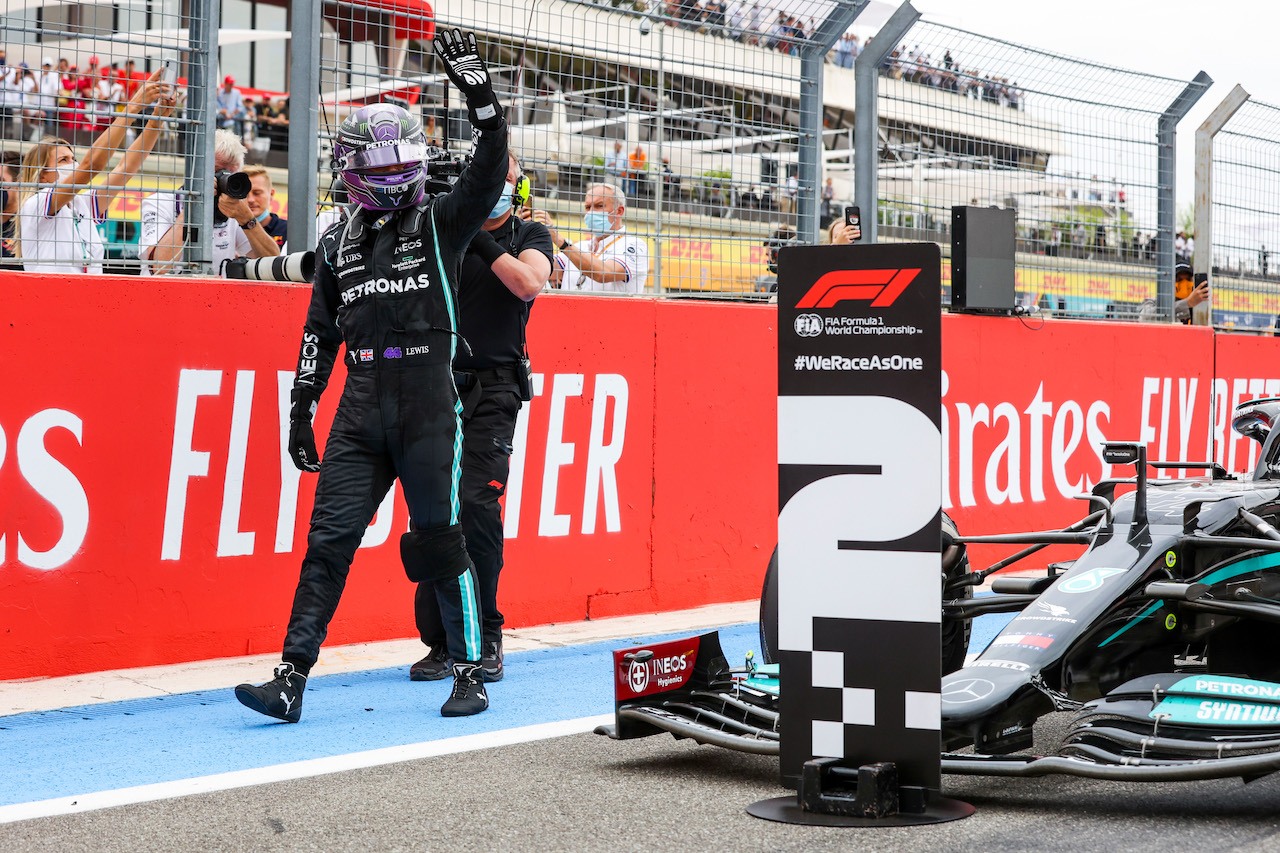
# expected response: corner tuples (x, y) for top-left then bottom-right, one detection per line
(797, 1), (867, 245)
(1193, 84), (1249, 325)
(854, 1), (919, 245)
(289, 0), (323, 255)
(185, 0), (221, 274)
(1156, 70), (1211, 320)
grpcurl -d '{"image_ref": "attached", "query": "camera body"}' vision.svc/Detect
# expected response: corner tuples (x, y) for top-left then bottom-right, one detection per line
(212, 169), (251, 225)
(422, 146), (468, 197)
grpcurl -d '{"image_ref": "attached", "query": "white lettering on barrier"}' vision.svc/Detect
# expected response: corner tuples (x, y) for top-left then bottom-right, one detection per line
(275, 371), (302, 552)
(1212, 377), (1280, 475)
(217, 370), (256, 557)
(503, 373), (545, 539)
(940, 373), (1217, 509)
(161, 370), (222, 560)
(155, 369), (632, 561)
(539, 374), (585, 538)
(15, 410), (89, 570)
(582, 374), (628, 534)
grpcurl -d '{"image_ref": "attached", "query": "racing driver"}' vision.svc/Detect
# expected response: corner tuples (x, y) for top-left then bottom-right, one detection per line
(235, 28), (507, 721)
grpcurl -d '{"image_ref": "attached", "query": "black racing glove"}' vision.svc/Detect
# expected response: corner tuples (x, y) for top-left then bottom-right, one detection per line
(469, 227), (507, 267)
(289, 386), (322, 473)
(434, 28), (503, 131)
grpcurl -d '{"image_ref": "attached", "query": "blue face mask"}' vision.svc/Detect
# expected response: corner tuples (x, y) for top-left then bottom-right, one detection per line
(583, 211), (612, 236)
(256, 210), (271, 223)
(488, 183), (515, 220)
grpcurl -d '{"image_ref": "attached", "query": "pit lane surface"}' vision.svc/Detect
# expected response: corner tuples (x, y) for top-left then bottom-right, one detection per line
(8, 608), (1280, 852)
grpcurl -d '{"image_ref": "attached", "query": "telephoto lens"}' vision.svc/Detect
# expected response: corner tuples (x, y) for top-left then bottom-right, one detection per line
(224, 251), (316, 283)
(214, 170), (251, 200)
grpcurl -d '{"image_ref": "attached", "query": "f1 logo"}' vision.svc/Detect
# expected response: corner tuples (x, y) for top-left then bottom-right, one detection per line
(796, 268), (921, 309)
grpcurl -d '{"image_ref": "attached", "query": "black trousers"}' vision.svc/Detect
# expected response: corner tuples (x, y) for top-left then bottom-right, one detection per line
(416, 387), (521, 648)
(283, 365), (484, 667)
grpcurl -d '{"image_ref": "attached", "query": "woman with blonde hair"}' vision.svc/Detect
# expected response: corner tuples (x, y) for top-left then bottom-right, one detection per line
(17, 67), (172, 275)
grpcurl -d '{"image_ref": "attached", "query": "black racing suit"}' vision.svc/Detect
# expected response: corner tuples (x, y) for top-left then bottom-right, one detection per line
(282, 123), (508, 671)
(415, 213), (553, 650)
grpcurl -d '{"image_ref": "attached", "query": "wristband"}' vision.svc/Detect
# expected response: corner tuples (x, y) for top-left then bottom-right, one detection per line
(471, 228), (506, 266)
(560, 239), (572, 251)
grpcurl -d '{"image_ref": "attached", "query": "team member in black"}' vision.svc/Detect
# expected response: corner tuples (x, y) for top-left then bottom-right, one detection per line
(235, 29), (506, 721)
(411, 153), (552, 683)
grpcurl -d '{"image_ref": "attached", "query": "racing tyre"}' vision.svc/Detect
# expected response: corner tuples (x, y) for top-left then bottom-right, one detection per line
(759, 511), (972, 674)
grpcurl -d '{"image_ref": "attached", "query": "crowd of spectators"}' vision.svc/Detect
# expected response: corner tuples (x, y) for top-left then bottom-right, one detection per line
(881, 45), (1023, 109)
(616, 1), (817, 53)
(0, 52), (164, 143)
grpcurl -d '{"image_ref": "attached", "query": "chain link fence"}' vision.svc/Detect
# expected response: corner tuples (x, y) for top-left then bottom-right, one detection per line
(1206, 99), (1280, 332)
(869, 20), (1201, 319)
(0, 0), (1245, 317)
(300, 0), (858, 295)
(0, 0), (219, 273)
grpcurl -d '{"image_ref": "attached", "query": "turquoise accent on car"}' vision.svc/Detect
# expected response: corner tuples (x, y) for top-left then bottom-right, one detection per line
(1098, 600), (1165, 648)
(1098, 552), (1280, 649)
(1151, 675), (1280, 724)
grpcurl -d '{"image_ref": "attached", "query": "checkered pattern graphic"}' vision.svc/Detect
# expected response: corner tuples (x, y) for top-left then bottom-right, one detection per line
(781, 618), (941, 788)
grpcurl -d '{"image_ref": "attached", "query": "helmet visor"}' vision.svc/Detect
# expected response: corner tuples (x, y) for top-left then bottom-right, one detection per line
(338, 142), (429, 173)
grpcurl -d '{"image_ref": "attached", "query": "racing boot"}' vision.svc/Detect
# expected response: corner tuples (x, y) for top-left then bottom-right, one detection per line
(410, 645), (453, 682)
(481, 639), (504, 683)
(235, 662), (307, 723)
(441, 662), (489, 717)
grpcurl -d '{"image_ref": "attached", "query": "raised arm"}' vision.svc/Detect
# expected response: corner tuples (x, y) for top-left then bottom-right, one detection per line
(430, 29), (508, 253)
(99, 81), (176, 209)
(49, 69), (165, 216)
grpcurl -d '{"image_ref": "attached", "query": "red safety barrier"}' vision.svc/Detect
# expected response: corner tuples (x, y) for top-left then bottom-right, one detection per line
(4, 270), (1280, 680)
(1, 274), (776, 679)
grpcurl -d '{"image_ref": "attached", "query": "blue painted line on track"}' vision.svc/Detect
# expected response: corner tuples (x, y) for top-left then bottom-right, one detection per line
(0, 624), (753, 807)
(0, 614), (1012, 808)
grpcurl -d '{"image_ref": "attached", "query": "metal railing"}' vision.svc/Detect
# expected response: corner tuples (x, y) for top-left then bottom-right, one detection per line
(1203, 96), (1280, 332)
(2, 0), (1262, 327)
(0, 0), (219, 274)
(859, 12), (1208, 319)
(288, 0), (867, 295)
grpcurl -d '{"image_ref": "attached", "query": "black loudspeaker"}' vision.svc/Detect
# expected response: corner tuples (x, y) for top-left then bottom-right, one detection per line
(951, 206), (1015, 313)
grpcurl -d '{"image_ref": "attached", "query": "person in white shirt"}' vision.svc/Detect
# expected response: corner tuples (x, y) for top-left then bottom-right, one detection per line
(37, 58), (61, 136)
(531, 182), (649, 293)
(139, 129), (280, 275)
(17, 65), (42, 141)
(16, 69), (173, 275)
(0, 53), (21, 139)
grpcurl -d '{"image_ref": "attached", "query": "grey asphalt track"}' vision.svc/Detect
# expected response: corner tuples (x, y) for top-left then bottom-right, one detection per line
(6, 712), (1280, 852)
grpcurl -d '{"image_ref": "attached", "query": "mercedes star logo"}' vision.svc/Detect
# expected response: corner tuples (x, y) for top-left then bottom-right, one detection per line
(941, 677), (996, 704)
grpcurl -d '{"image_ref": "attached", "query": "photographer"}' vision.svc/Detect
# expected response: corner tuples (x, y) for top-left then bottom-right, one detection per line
(1139, 263), (1208, 324)
(411, 153), (551, 685)
(234, 29), (508, 722)
(139, 129), (279, 275)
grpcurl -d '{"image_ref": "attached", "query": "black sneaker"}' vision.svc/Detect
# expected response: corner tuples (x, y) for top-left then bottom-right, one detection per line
(441, 663), (489, 717)
(409, 645), (452, 681)
(235, 662), (307, 723)
(481, 639), (504, 683)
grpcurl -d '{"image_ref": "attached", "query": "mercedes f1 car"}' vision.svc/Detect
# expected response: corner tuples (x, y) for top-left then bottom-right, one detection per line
(597, 397), (1280, 782)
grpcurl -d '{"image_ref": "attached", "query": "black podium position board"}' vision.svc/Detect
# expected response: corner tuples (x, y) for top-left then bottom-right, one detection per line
(775, 243), (943, 791)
